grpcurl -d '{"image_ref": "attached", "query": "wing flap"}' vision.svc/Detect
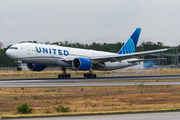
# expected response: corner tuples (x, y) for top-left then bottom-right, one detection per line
(127, 58), (166, 63)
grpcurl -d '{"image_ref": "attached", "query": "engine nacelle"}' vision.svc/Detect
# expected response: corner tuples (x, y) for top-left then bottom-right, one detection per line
(72, 57), (91, 70)
(27, 63), (46, 71)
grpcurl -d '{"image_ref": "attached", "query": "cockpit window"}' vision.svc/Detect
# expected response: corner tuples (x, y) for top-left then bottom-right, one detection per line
(10, 47), (18, 50)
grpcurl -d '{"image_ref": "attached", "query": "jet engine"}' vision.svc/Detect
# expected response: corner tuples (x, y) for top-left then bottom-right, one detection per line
(72, 57), (91, 70)
(27, 63), (46, 71)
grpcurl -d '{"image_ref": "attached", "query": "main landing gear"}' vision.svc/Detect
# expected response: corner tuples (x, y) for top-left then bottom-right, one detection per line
(58, 67), (97, 79)
(58, 66), (71, 79)
(84, 71), (97, 78)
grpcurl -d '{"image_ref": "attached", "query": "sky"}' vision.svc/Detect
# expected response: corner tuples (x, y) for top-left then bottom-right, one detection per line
(0, 0), (180, 47)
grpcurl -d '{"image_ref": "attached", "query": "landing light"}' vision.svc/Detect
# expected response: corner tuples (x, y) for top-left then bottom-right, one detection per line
(15, 60), (22, 64)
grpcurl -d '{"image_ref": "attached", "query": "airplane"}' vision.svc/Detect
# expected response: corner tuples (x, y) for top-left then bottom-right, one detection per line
(6, 28), (168, 79)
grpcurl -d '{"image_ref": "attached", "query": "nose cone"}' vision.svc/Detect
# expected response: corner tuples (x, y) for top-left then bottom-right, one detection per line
(6, 49), (10, 57)
(6, 49), (15, 59)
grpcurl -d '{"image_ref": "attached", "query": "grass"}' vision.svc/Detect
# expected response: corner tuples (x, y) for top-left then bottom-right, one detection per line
(17, 102), (33, 114)
(45, 109), (51, 114)
(138, 83), (144, 86)
(14, 97), (18, 100)
(54, 105), (70, 112)
(0, 85), (180, 117)
(81, 88), (84, 91)
(32, 95), (39, 100)
(92, 104), (96, 108)
(130, 103), (133, 107)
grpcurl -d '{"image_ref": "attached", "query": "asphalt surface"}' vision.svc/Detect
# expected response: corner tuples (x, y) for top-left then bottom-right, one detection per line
(0, 75), (180, 87)
(1, 75), (180, 82)
(4, 112), (180, 120)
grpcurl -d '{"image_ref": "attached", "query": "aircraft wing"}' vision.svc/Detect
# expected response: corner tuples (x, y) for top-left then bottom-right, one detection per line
(90, 48), (169, 63)
(127, 58), (166, 63)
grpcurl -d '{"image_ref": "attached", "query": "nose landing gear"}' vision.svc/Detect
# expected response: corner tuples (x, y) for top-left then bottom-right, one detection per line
(16, 60), (22, 71)
(58, 66), (71, 79)
(17, 67), (22, 71)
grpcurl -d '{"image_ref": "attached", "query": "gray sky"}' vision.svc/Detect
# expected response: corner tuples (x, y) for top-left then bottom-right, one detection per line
(0, 0), (180, 47)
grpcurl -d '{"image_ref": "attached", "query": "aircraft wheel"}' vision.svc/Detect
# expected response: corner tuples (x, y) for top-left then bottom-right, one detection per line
(84, 73), (87, 78)
(87, 74), (90, 78)
(58, 74), (61, 79)
(58, 74), (71, 79)
(64, 75), (67, 79)
(17, 67), (22, 71)
(67, 74), (71, 79)
(93, 74), (97, 78)
(90, 74), (93, 78)
(84, 73), (97, 79)
(61, 74), (64, 79)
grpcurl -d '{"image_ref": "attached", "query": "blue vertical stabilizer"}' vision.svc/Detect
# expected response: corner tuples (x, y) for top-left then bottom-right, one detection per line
(118, 28), (141, 54)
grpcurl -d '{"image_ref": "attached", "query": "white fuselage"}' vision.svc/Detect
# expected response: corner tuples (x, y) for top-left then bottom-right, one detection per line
(6, 43), (139, 71)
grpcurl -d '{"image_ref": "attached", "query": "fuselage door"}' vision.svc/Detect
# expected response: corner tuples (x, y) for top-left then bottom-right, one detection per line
(26, 46), (31, 54)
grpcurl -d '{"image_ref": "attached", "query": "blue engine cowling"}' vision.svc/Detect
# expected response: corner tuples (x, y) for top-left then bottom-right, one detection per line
(72, 57), (91, 70)
(27, 63), (46, 71)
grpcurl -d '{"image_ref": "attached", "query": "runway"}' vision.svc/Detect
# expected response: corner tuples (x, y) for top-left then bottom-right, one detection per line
(0, 75), (180, 87)
(1, 75), (180, 82)
(4, 112), (180, 120)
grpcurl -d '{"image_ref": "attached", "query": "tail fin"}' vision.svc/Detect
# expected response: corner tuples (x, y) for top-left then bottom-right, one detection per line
(118, 28), (141, 54)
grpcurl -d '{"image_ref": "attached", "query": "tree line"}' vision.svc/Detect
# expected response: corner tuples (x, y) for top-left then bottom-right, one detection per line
(0, 41), (178, 67)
